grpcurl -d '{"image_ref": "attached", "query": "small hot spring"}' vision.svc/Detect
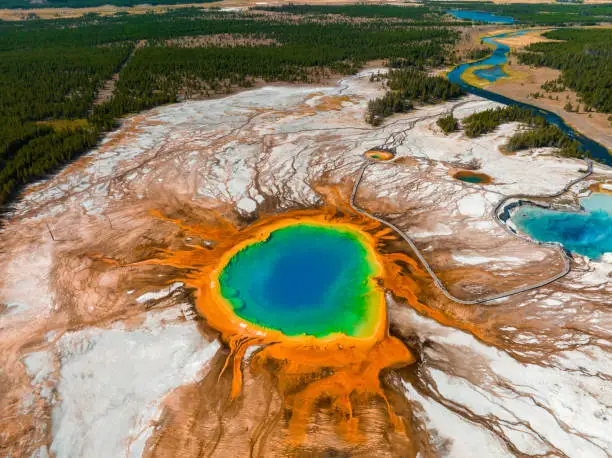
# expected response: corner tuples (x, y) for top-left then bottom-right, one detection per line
(453, 170), (492, 184)
(365, 149), (394, 161)
(511, 193), (612, 259)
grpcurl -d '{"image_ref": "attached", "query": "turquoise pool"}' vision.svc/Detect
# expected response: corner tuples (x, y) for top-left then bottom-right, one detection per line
(512, 194), (612, 259)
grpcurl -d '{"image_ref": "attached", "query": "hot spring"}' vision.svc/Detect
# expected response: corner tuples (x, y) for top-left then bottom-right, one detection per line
(511, 193), (612, 260)
(453, 170), (492, 184)
(217, 223), (383, 338)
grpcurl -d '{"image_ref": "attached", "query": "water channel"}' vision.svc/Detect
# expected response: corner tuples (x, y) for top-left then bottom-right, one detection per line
(446, 26), (610, 165)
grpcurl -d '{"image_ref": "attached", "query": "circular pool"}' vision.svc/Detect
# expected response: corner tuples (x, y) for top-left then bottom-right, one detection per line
(218, 223), (383, 338)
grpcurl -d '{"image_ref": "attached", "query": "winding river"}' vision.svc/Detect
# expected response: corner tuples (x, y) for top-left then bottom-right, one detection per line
(445, 15), (611, 260)
(446, 28), (611, 166)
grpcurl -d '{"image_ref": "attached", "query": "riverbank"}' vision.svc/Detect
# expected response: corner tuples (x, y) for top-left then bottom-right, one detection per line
(476, 27), (612, 151)
(486, 64), (612, 150)
(461, 62), (527, 88)
(447, 27), (611, 164)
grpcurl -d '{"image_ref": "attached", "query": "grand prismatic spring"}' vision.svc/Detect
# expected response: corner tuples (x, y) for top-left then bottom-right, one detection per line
(134, 210), (423, 448)
(218, 223), (382, 338)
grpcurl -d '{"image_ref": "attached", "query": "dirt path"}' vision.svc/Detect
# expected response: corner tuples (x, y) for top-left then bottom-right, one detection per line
(92, 40), (146, 108)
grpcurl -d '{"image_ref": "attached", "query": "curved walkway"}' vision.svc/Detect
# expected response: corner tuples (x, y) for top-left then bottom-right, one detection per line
(350, 157), (593, 305)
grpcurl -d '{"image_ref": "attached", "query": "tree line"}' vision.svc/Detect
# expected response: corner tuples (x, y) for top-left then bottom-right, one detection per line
(0, 9), (458, 51)
(507, 125), (582, 158)
(0, 9), (460, 208)
(254, 4), (458, 23)
(462, 106), (584, 159)
(261, 2), (611, 26)
(0, 43), (131, 204)
(366, 68), (463, 125)
(518, 28), (611, 113)
(462, 106), (547, 137)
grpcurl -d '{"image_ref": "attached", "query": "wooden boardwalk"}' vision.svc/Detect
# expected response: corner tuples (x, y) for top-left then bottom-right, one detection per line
(350, 156), (593, 305)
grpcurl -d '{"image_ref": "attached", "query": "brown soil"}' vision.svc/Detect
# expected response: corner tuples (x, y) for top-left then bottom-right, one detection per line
(454, 25), (499, 55)
(589, 181), (612, 195)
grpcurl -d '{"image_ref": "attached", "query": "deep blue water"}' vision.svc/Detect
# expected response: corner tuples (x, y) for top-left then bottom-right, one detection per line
(218, 224), (378, 337)
(448, 9), (515, 24)
(447, 31), (611, 165)
(512, 194), (612, 259)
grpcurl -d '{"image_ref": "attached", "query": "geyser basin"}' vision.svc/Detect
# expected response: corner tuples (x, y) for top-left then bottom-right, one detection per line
(218, 223), (383, 338)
